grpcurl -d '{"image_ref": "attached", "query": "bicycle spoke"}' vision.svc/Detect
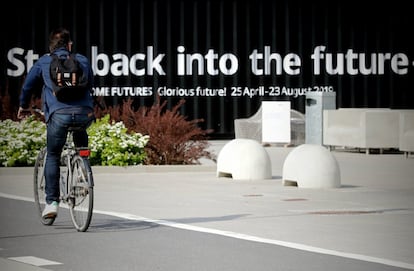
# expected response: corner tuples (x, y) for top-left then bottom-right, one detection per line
(74, 162), (86, 182)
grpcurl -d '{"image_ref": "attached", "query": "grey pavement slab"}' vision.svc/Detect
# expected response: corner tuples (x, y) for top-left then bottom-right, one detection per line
(0, 141), (413, 269)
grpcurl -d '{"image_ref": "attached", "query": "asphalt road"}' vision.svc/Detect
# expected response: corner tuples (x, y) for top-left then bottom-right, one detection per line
(0, 197), (410, 271)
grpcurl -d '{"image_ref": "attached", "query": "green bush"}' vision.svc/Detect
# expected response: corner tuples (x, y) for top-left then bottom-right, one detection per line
(88, 114), (149, 166)
(0, 116), (46, 166)
(0, 115), (149, 167)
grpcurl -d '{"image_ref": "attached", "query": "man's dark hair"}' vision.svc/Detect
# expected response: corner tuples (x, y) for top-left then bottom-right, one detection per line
(49, 27), (71, 52)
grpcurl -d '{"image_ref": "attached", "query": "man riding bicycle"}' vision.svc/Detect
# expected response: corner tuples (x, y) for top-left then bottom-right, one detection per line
(18, 27), (95, 220)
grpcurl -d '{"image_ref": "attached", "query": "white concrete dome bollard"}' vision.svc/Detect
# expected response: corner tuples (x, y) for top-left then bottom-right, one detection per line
(217, 139), (272, 180)
(283, 144), (341, 188)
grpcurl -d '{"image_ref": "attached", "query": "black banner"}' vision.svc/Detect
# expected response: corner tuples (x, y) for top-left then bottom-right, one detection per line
(1, 0), (413, 138)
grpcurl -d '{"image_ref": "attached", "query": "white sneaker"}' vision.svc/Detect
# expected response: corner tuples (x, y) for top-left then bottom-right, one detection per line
(42, 201), (58, 219)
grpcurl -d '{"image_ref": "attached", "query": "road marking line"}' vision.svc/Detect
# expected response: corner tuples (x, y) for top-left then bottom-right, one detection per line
(8, 256), (62, 266)
(0, 193), (33, 202)
(95, 209), (414, 270)
(1, 192), (414, 270)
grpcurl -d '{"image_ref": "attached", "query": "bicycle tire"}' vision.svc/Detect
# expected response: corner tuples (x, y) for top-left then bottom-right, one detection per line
(69, 155), (94, 232)
(33, 147), (55, 225)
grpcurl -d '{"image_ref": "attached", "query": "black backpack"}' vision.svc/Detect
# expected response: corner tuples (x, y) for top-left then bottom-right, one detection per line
(49, 53), (89, 102)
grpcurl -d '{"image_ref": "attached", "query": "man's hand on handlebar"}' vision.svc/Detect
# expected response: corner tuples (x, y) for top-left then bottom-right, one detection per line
(17, 107), (30, 119)
(17, 106), (44, 120)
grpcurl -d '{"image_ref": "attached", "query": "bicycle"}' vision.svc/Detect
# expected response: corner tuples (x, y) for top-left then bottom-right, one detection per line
(31, 108), (94, 232)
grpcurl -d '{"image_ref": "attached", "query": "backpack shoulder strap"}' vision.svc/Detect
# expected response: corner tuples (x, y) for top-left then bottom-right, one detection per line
(50, 54), (60, 86)
(50, 53), (59, 61)
(69, 53), (78, 60)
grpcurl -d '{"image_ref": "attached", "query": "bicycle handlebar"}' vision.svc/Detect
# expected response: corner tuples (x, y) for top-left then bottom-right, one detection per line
(18, 106), (44, 120)
(32, 108), (44, 116)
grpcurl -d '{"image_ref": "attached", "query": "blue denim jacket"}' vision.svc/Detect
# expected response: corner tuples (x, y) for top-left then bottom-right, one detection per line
(19, 47), (94, 122)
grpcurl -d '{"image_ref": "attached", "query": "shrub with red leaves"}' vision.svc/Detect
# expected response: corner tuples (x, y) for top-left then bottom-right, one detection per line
(96, 97), (215, 165)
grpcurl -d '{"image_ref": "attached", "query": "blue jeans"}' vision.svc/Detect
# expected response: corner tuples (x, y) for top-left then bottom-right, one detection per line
(44, 112), (94, 203)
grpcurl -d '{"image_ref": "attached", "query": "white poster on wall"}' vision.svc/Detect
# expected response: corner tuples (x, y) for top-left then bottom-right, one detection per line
(262, 101), (291, 143)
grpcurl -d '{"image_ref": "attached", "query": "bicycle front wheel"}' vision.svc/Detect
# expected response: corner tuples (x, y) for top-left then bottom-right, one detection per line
(33, 147), (55, 225)
(69, 155), (94, 232)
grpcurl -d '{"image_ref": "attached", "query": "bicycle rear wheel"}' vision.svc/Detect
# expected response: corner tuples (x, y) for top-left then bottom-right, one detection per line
(69, 155), (94, 232)
(33, 147), (55, 225)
